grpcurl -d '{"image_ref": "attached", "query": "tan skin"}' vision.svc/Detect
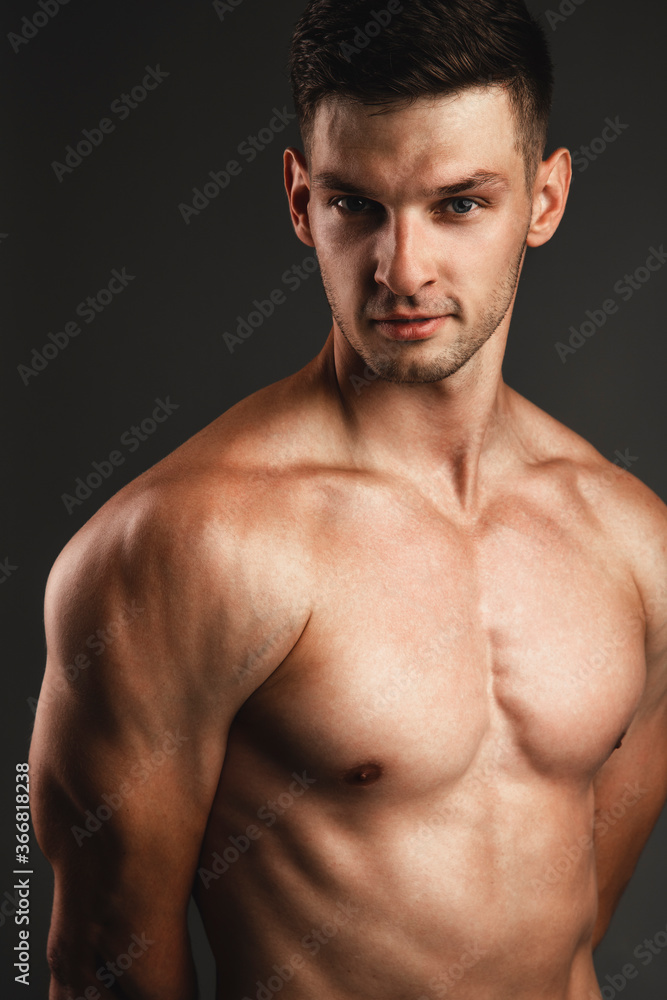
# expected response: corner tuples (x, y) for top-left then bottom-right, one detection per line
(30, 87), (667, 1000)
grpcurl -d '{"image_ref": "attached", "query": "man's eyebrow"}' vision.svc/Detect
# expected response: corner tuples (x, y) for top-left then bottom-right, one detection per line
(427, 171), (509, 196)
(312, 172), (370, 195)
(311, 170), (508, 197)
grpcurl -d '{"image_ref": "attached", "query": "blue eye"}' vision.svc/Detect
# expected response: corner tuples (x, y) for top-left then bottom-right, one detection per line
(450, 198), (477, 214)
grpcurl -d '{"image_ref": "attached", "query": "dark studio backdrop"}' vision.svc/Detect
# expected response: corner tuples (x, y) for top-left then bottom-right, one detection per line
(1, 0), (666, 996)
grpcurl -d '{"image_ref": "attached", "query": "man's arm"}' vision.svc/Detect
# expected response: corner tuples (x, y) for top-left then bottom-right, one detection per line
(592, 489), (667, 950)
(30, 486), (309, 999)
(591, 699), (667, 949)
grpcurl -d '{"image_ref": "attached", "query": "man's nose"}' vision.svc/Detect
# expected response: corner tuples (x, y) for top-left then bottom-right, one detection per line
(373, 213), (439, 296)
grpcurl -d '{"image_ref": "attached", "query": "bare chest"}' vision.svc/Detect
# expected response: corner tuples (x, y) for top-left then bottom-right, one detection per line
(236, 487), (647, 794)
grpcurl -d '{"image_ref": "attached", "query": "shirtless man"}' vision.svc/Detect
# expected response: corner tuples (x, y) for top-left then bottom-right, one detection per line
(30, 1), (667, 998)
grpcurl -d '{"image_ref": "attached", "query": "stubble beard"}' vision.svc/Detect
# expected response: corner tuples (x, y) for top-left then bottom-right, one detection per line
(320, 238), (528, 385)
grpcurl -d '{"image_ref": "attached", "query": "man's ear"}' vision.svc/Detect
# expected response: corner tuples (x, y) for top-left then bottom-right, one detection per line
(284, 147), (316, 248)
(526, 148), (572, 248)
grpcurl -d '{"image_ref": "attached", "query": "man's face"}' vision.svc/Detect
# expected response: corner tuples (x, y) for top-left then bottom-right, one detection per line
(304, 87), (535, 383)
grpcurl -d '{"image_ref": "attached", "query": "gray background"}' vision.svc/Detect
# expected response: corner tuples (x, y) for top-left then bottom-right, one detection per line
(1, 0), (666, 997)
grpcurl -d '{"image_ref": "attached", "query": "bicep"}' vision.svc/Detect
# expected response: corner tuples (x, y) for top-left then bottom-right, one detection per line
(594, 530), (667, 904)
(30, 496), (312, 996)
(591, 482), (667, 944)
(30, 551), (229, 998)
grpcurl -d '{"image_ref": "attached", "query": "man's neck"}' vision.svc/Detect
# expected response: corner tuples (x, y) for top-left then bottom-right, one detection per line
(316, 324), (515, 513)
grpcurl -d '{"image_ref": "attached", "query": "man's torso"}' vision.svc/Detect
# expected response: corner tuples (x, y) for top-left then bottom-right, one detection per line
(116, 355), (651, 999)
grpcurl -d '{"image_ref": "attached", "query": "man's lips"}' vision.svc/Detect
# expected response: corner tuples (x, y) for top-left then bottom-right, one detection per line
(371, 314), (452, 340)
(374, 313), (440, 321)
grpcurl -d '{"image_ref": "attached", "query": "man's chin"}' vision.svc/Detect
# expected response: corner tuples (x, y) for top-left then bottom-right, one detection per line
(361, 353), (469, 385)
(337, 319), (484, 384)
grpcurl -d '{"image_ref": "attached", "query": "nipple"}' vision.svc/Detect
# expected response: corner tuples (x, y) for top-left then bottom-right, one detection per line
(343, 762), (383, 786)
(614, 731), (627, 751)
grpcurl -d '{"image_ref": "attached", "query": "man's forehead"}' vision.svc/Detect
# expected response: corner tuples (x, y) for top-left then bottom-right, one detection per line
(308, 89), (520, 193)
(310, 87), (516, 149)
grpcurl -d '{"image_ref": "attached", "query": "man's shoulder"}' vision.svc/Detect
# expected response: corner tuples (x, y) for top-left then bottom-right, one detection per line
(511, 389), (667, 606)
(511, 388), (653, 490)
(50, 370), (328, 599)
(40, 375), (324, 722)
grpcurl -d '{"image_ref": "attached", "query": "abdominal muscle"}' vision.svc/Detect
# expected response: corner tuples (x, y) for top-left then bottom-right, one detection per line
(194, 742), (602, 1000)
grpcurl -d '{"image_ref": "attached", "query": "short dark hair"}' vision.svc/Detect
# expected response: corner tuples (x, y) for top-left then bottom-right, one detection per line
(288, 0), (554, 181)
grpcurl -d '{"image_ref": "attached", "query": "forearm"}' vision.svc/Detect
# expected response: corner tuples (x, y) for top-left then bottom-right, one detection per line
(49, 972), (198, 1000)
(47, 920), (198, 1000)
(50, 977), (198, 1000)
